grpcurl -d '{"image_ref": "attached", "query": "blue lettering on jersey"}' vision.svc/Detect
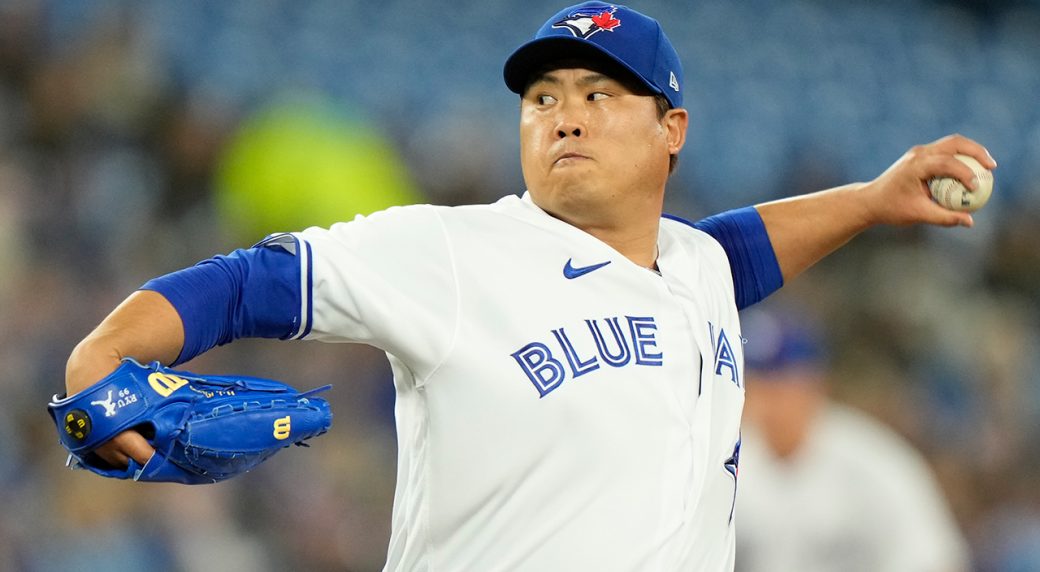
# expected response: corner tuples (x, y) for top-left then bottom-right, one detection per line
(629, 316), (664, 366)
(511, 342), (566, 396)
(512, 315), (663, 397)
(552, 328), (600, 378)
(708, 321), (741, 387)
(724, 436), (741, 523)
(585, 317), (630, 367)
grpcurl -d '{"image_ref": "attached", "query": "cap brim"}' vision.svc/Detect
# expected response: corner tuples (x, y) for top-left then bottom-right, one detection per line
(503, 36), (663, 99)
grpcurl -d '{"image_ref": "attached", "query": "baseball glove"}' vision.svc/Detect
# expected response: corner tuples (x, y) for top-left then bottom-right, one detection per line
(48, 358), (333, 484)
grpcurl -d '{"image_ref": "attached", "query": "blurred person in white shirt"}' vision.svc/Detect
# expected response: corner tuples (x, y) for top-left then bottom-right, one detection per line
(735, 303), (970, 572)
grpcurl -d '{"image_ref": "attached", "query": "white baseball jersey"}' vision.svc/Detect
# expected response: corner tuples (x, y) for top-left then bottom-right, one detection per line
(735, 404), (970, 572)
(291, 193), (746, 571)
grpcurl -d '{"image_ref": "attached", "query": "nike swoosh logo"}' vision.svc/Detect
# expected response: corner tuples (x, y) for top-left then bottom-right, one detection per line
(563, 258), (611, 279)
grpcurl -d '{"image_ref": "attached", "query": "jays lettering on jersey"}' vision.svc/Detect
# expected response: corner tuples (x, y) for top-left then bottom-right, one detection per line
(284, 194), (756, 570)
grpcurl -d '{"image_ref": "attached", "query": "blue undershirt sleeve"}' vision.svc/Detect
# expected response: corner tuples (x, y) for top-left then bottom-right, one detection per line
(665, 207), (784, 310)
(140, 234), (304, 366)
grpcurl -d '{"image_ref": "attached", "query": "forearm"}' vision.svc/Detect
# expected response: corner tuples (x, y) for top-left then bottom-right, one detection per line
(755, 183), (874, 283)
(66, 290), (185, 397)
(758, 136), (995, 283)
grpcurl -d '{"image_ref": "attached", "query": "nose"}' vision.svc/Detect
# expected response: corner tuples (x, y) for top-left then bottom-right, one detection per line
(554, 100), (586, 139)
(556, 124), (582, 139)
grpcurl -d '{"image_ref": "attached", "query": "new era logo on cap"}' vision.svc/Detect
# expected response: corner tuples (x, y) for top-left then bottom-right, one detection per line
(503, 1), (684, 109)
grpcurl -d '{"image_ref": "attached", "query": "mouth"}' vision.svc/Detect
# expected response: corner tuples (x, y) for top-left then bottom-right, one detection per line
(553, 152), (591, 166)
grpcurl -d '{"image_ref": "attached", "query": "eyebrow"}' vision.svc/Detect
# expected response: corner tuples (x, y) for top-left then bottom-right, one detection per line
(529, 71), (615, 88)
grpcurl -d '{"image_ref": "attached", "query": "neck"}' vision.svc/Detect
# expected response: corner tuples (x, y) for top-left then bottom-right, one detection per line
(583, 222), (660, 269)
(547, 207), (661, 269)
(527, 184), (666, 269)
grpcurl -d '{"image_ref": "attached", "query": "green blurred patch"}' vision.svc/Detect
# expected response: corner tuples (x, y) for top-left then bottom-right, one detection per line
(216, 96), (422, 243)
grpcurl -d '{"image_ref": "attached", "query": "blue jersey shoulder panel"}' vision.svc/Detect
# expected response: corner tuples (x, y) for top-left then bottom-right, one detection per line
(663, 208), (783, 310)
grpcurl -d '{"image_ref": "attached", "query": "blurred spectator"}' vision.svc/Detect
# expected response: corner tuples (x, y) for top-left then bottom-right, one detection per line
(735, 301), (970, 572)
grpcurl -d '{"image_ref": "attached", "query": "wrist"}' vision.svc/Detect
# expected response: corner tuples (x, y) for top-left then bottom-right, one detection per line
(65, 337), (123, 397)
(841, 182), (882, 230)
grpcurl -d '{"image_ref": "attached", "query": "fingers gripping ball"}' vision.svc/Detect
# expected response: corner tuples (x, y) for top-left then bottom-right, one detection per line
(47, 359), (333, 484)
(928, 154), (994, 212)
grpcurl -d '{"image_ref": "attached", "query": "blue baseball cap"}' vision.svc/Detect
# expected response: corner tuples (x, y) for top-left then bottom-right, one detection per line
(503, 2), (683, 109)
(741, 307), (829, 373)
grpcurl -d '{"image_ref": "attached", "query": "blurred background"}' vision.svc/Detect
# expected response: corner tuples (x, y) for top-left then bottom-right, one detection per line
(2, 0), (1038, 570)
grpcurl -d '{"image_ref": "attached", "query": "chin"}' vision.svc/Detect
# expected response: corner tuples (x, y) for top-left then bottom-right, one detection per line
(542, 183), (612, 222)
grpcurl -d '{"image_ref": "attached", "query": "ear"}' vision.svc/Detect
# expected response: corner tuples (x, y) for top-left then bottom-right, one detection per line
(662, 108), (689, 155)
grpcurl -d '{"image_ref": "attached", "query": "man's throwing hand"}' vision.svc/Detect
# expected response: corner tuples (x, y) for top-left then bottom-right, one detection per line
(863, 134), (996, 228)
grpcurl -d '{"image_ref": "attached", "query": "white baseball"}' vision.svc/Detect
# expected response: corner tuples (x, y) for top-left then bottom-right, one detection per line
(928, 154), (993, 212)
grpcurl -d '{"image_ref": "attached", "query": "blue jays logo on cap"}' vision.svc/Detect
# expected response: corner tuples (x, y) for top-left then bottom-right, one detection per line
(503, 2), (684, 109)
(552, 5), (622, 39)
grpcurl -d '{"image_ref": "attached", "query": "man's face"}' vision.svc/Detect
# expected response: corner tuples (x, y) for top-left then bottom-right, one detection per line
(519, 66), (685, 227)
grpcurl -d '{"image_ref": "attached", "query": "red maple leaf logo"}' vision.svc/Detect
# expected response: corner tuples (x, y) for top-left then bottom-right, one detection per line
(591, 11), (621, 31)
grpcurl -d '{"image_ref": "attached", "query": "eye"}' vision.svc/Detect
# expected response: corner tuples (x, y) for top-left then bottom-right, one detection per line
(537, 94), (557, 105)
(587, 91), (609, 101)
